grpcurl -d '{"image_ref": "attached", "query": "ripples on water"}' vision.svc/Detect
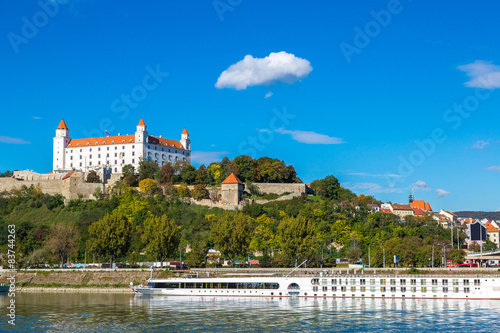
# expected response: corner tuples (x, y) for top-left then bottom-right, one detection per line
(1, 292), (500, 332)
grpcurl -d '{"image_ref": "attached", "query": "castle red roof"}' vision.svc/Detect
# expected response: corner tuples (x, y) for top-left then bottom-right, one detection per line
(182, 128), (189, 135)
(222, 173), (242, 184)
(57, 119), (69, 130)
(138, 118), (146, 126)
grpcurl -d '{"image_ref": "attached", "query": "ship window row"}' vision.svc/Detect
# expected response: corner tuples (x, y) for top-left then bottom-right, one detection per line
(323, 286), (472, 293)
(149, 282), (279, 289)
(321, 278), (479, 286)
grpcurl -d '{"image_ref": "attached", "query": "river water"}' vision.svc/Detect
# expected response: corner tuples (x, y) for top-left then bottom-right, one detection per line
(1, 292), (500, 332)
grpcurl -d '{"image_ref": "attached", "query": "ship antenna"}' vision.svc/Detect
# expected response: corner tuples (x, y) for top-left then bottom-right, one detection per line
(286, 259), (308, 277)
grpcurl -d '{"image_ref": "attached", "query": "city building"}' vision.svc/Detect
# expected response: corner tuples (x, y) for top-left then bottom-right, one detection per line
(53, 118), (190, 174)
(391, 204), (414, 218)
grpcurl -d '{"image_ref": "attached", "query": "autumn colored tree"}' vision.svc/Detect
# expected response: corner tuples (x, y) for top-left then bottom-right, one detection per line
(177, 182), (190, 197)
(86, 170), (101, 183)
(45, 222), (79, 268)
(160, 162), (174, 184)
(191, 184), (208, 200)
(139, 178), (159, 196)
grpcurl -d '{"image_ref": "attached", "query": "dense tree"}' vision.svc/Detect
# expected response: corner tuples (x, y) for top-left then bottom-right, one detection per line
(122, 164), (135, 177)
(138, 158), (160, 180)
(86, 170), (101, 183)
(139, 178), (159, 196)
(45, 222), (79, 267)
(177, 182), (190, 197)
(144, 215), (180, 266)
(87, 212), (132, 266)
(180, 164), (197, 184)
(0, 170), (13, 177)
(210, 212), (253, 261)
(278, 215), (315, 265)
(191, 184), (208, 200)
(160, 163), (175, 184)
(195, 164), (209, 185)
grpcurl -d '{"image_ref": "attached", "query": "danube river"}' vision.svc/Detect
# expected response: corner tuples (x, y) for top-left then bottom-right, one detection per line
(1, 292), (500, 332)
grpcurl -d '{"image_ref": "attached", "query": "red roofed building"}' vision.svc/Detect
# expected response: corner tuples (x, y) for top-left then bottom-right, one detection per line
(485, 221), (500, 247)
(440, 209), (457, 226)
(410, 200), (432, 212)
(412, 207), (425, 217)
(392, 204), (414, 218)
(53, 119), (191, 174)
(221, 173), (244, 205)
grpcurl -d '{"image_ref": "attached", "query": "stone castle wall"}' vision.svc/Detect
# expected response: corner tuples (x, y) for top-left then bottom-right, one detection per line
(246, 183), (307, 196)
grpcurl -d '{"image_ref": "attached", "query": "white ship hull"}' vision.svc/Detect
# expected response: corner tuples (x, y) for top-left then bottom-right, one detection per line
(131, 275), (500, 300)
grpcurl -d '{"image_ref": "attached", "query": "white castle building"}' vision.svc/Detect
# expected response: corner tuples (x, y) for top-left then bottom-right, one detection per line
(53, 118), (191, 174)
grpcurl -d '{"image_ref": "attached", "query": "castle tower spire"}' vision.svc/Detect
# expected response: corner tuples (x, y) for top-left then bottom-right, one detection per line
(180, 128), (190, 150)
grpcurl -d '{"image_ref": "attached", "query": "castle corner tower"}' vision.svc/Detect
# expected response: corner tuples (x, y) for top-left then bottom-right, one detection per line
(53, 119), (71, 172)
(180, 128), (191, 151)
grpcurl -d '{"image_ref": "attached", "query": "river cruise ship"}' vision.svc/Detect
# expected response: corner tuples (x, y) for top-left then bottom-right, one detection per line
(131, 273), (500, 300)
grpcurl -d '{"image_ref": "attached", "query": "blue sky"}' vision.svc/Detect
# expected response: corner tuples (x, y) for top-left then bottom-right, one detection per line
(1, 0), (499, 212)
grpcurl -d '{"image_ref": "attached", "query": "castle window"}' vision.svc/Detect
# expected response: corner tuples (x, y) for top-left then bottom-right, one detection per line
(122, 140), (125, 143)
(107, 147), (109, 150)
(98, 161), (101, 165)
(115, 153), (117, 157)
(96, 142), (98, 145)
(90, 148), (92, 152)
(89, 162), (92, 166)
(175, 150), (177, 153)
(122, 146), (125, 149)
(90, 155), (92, 159)
(132, 145), (135, 148)
(130, 139), (132, 142)
(71, 163), (73, 167)
(103, 142), (106, 144)
(112, 141), (115, 144)
(132, 159), (135, 163)
(70, 156), (73, 160)
(132, 152), (135, 156)
(98, 148), (101, 151)
(77, 144), (80, 147)
(80, 162), (82, 167)
(107, 154), (109, 157)
(115, 168), (117, 172)
(98, 154), (101, 158)
(80, 149), (82, 152)
(115, 160), (117, 164)
(80, 156), (82, 159)
(162, 148), (164, 151)
(87, 143), (90, 146)
(122, 160), (125, 164)
(115, 146), (117, 150)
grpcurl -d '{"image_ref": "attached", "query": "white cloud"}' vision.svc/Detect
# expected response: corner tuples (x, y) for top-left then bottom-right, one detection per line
(32, 116), (41, 120)
(414, 180), (431, 191)
(264, 91), (273, 99)
(349, 182), (404, 194)
(276, 129), (344, 144)
(256, 128), (273, 133)
(215, 51), (313, 90)
(190, 151), (230, 165)
(348, 172), (403, 178)
(436, 189), (451, 198)
(458, 60), (500, 89)
(0, 136), (30, 144)
(486, 166), (500, 172)
(471, 140), (489, 149)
